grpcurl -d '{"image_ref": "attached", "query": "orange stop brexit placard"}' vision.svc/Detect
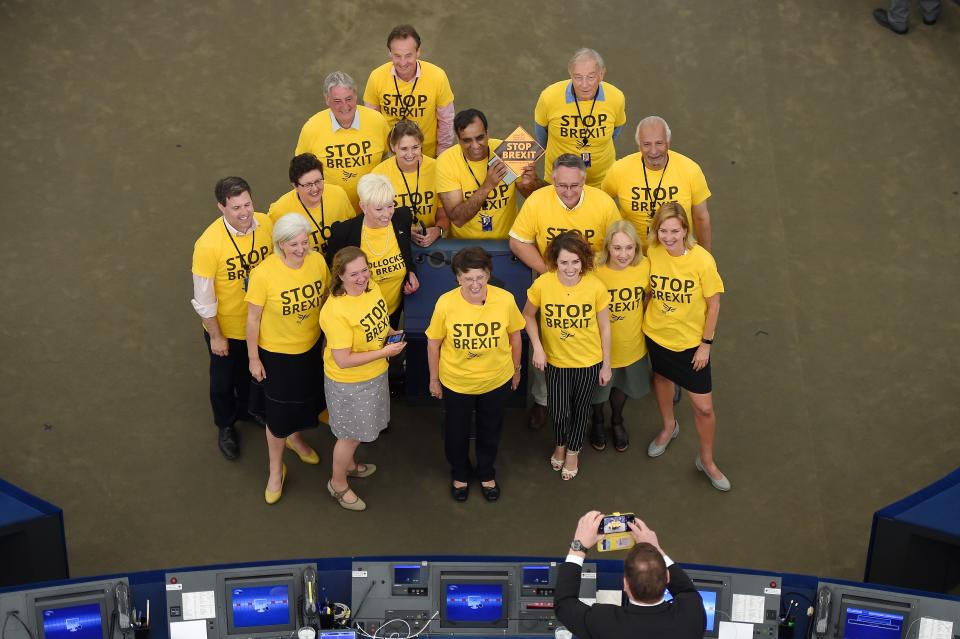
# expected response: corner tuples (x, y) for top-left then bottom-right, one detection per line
(493, 127), (545, 177)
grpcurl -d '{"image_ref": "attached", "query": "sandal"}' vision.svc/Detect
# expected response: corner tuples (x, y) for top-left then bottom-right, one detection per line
(612, 419), (629, 452)
(326, 480), (367, 511)
(561, 451), (579, 481)
(550, 455), (564, 471)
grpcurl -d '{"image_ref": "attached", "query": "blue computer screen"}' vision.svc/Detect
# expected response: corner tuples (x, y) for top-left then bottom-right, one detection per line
(230, 585), (290, 628)
(662, 588), (717, 629)
(843, 608), (905, 639)
(394, 565), (421, 585)
(523, 566), (550, 586)
(42, 603), (103, 639)
(444, 584), (504, 624)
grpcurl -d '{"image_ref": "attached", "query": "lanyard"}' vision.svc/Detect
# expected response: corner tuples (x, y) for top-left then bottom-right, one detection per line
(393, 74), (420, 119)
(223, 219), (254, 269)
(297, 194), (326, 243)
(396, 157), (421, 219)
(463, 148), (491, 189)
(642, 153), (671, 217)
(572, 85), (599, 148)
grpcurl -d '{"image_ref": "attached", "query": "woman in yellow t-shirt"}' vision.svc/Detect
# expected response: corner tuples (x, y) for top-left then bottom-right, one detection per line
(245, 213), (331, 505)
(522, 231), (612, 481)
(589, 220), (652, 453)
(372, 120), (448, 247)
(319, 246), (406, 511)
(642, 202), (730, 491)
(426, 247), (525, 502)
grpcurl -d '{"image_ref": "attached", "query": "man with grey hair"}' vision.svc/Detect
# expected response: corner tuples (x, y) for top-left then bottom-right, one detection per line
(601, 115), (713, 252)
(295, 71), (390, 211)
(508, 153), (621, 431)
(535, 48), (627, 188)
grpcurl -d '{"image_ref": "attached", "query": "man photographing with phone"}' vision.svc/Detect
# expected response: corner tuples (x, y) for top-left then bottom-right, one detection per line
(555, 511), (706, 639)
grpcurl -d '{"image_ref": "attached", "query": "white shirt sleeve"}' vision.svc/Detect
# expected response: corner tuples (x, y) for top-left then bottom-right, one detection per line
(191, 275), (218, 318)
(565, 554), (585, 566)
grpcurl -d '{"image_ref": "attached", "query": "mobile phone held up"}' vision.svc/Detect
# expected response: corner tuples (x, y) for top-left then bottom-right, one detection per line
(385, 332), (405, 344)
(598, 513), (636, 534)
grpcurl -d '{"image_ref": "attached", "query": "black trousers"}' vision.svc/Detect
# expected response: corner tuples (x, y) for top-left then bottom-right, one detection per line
(203, 332), (264, 429)
(442, 381), (511, 483)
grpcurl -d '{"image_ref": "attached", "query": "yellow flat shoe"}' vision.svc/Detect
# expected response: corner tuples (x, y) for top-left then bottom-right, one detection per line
(285, 439), (320, 464)
(265, 463), (287, 504)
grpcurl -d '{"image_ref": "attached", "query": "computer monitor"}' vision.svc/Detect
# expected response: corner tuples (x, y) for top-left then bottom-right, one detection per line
(841, 603), (908, 639)
(222, 575), (296, 637)
(34, 592), (109, 639)
(521, 566), (551, 587)
(662, 586), (721, 637)
(438, 571), (509, 630)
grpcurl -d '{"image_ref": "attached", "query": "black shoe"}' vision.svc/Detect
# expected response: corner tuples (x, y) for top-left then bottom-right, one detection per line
(873, 8), (908, 33)
(589, 416), (607, 451)
(218, 426), (239, 460)
(451, 483), (469, 502)
(673, 384), (682, 404)
(527, 403), (547, 430)
(612, 419), (629, 452)
(922, 15), (937, 24)
(480, 483), (500, 502)
(239, 412), (267, 428)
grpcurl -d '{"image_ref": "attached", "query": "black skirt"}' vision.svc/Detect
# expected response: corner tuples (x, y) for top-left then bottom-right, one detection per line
(645, 336), (712, 394)
(259, 338), (325, 438)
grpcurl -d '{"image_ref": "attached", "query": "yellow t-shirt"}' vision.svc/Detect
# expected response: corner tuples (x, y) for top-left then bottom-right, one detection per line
(192, 214), (274, 340)
(527, 271), (608, 368)
(361, 224), (406, 314)
(642, 244), (724, 351)
(294, 106), (390, 210)
(267, 185), (356, 257)
(595, 262), (648, 368)
(601, 150), (711, 250)
(244, 252), (330, 354)
(371, 156), (439, 228)
(319, 283), (391, 383)
(435, 138), (518, 239)
(363, 60), (455, 158)
(535, 80), (627, 187)
(509, 184), (621, 255)
(425, 285), (525, 395)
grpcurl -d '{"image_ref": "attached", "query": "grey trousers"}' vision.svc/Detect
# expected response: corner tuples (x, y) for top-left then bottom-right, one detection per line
(888, 0), (941, 28)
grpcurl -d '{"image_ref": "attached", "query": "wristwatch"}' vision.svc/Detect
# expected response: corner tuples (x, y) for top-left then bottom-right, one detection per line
(570, 539), (587, 552)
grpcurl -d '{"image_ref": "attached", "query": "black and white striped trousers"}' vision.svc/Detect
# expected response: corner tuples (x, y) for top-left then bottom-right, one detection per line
(546, 362), (601, 452)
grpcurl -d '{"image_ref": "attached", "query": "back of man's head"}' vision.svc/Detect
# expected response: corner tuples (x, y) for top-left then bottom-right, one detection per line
(624, 542), (668, 602)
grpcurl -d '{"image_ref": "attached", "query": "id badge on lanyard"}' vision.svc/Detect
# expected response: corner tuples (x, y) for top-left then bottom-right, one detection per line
(481, 215), (494, 232)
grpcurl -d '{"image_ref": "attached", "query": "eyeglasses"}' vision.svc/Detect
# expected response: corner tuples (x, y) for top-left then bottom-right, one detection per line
(297, 178), (323, 189)
(572, 74), (598, 83)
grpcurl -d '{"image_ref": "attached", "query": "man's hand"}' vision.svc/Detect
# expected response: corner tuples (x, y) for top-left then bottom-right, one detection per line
(573, 511), (604, 551)
(627, 518), (663, 553)
(403, 272), (420, 295)
(412, 226), (442, 247)
(210, 334), (229, 357)
(484, 158), (509, 189)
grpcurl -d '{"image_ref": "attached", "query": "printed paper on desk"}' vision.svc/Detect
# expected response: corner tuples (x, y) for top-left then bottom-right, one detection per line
(182, 591), (216, 620)
(919, 618), (953, 639)
(170, 620), (207, 639)
(719, 621), (754, 639)
(732, 593), (765, 623)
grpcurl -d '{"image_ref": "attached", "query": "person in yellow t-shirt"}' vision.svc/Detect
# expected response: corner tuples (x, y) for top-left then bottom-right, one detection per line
(267, 153), (356, 258)
(426, 247), (525, 503)
(326, 173), (419, 325)
(436, 108), (541, 239)
(523, 231), (611, 482)
(245, 214), (331, 505)
(641, 202), (730, 492)
(294, 71), (390, 210)
(589, 220), (651, 453)
(371, 120), (447, 247)
(601, 116), (713, 252)
(363, 24), (455, 158)
(534, 48), (627, 188)
(191, 176), (274, 460)
(319, 246), (406, 512)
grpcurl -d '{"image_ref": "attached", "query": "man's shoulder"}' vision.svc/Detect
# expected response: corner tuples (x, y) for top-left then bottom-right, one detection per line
(540, 80), (569, 101)
(358, 105), (388, 127)
(195, 217), (227, 247)
(435, 144), (464, 170)
(668, 149), (703, 171)
(302, 109), (332, 130)
(522, 184), (554, 208)
(600, 81), (626, 103)
(419, 59), (450, 81)
(366, 61), (394, 84)
(583, 185), (617, 208)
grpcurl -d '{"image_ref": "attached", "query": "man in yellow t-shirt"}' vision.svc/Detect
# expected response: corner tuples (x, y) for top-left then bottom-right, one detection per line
(191, 177), (274, 460)
(508, 153), (620, 426)
(436, 108), (541, 239)
(363, 24), (455, 158)
(601, 116), (713, 252)
(267, 153), (356, 258)
(534, 48), (627, 188)
(295, 71), (390, 211)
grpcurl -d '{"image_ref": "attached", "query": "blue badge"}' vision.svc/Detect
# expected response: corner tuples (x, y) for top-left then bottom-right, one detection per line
(581, 152), (592, 167)
(481, 215), (493, 232)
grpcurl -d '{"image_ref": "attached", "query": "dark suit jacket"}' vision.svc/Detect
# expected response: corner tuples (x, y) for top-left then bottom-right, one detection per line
(325, 207), (417, 285)
(555, 560), (706, 639)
